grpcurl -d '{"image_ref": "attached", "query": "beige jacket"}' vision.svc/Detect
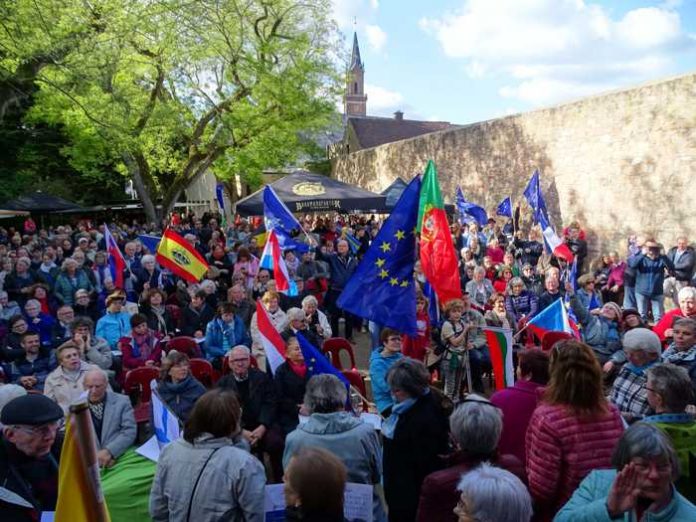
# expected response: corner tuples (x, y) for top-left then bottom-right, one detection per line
(44, 361), (101, 414)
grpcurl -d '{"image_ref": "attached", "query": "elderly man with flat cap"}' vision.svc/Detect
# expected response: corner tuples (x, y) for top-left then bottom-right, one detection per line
(0, 393), (64, 522)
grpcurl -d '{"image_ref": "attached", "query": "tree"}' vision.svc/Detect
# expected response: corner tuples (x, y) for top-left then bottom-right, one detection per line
(18, 0), (342, 222)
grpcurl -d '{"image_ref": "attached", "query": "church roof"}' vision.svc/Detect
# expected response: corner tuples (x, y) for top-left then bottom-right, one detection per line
(347, 115), (454, 149)
(349, 32), (363, 71)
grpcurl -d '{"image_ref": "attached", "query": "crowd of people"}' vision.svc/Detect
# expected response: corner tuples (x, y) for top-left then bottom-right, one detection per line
(0, 212), (695, 521)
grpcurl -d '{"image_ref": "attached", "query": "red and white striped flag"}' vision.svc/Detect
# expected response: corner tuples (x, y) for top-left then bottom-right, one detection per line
(259, 230), (296, 295)
(256, 299), (286, 374)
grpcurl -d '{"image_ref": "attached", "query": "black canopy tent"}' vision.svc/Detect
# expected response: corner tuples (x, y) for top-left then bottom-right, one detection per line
(380, 177), (408, 210)
(235, 171), (386, 216)
(0, 191), (82, 212)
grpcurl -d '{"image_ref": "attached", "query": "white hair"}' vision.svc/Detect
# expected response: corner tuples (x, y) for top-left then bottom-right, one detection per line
(678, 286), (696, 302)
(302, 295), (318, 308)
(457, 463), (532, 522)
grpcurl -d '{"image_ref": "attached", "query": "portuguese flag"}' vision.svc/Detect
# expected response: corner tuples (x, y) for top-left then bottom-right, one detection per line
(417, 160), (462, 305)
(484, 326), (515, 390)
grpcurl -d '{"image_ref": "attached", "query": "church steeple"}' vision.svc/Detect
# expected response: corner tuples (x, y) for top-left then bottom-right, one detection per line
(344, 32), (367, 118)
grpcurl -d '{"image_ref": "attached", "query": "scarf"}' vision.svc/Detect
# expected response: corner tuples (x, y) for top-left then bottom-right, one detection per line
(624, 359), (659, 377)
(287, 359), (307, 379)
(644, 412), (693, 424)
(151, 305), (167, 333)
(662, 345), (696, 364)
(382, 393), (422, 440)
(89, 398), (105, 421)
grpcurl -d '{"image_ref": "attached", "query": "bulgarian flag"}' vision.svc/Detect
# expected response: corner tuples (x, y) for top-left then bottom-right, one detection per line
(484, 326), (515, 390)
(417, 160), (462, 305)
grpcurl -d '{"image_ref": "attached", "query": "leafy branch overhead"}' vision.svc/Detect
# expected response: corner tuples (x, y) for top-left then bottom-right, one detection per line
(3, 0), (342, 221)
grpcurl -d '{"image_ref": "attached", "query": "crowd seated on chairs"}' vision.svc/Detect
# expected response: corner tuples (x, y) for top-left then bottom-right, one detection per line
(2, 214), (696, 522)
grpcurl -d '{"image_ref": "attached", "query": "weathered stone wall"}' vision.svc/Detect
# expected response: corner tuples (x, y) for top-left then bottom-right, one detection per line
(333, 73), (696, 255)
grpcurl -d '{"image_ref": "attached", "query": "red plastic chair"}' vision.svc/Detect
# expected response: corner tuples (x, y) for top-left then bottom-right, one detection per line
(166, 336), (201, 358)
(189, 358), (216, 388)
(342, 369), (369, 411)
(322, 337), (356, 370)
(123, 367), (160, 424)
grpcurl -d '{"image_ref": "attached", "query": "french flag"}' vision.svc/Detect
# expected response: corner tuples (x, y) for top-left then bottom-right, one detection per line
(527, 298), (579, 339)
(256, 299), (286, 374)
(103, 224), (126, 289)
(259, 230), (297, 296)
(538, 212), (575, 263)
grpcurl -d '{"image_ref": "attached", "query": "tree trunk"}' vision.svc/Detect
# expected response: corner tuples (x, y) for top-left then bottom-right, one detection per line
(122, 152), (159, 224)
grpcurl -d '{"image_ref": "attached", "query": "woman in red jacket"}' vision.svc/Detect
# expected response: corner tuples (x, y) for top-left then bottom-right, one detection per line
(525, 340), (624, 520)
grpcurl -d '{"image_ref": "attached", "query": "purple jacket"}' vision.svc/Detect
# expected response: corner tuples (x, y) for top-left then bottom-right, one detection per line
(490, 380), (544, 465)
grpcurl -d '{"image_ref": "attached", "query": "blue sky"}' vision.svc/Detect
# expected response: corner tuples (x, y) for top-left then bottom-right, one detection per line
(332, 0), (696, 124)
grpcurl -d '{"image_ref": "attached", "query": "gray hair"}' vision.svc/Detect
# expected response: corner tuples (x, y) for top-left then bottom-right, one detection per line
(646, 364), (694, 413)
(226, 345), (251, 357)
(0, 291), (7, 300)
(386, 358), (430, 398)
(0, 384), (28, 422)
(141, 254), (156, 265)
(457, 463), (532, 522)
(84, 368), (109, 383)
(611, 423), (680, 480)
(473, 266), (486, 277)
(674, 317), (696, 333)
(61, 258), (78, 271)
(301, 295), (318, 308)
(286, 307), (306, 322)
(24, 299), (40, 310)
(450, 395), (503, 457)
(509, 277), (525, 289)
(199, 280), (216, 292)
(678, 286), (696, 302)
(304, 374), (347, 414)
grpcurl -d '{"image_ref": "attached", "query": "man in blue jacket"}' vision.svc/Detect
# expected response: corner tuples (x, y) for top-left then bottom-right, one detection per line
(204, 303), (251, 368)
(628, 240), (674, 323)
(315, 239), (358, 340)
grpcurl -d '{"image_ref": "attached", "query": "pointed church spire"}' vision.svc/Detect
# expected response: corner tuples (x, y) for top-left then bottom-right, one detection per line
(349, 32), (363, 71)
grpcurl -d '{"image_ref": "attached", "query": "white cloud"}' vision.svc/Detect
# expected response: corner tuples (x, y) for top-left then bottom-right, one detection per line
(421, 0), (695, 106)
(365, 24), (387, 52)
(365, 83), (404, 113)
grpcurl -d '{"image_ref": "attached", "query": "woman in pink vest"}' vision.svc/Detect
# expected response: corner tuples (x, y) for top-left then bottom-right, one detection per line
(526, 340), (624, 520)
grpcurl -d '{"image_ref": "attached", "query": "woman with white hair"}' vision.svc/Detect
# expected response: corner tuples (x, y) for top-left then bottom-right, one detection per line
(654, 286), (696, 344)
(301, 295), (332, 342)
(556, 423), (696, 520)
(453, 463), (532, 522)
(283, 374), (386, 521)
(417, 395), (525, 522)
(3, 256), (43, 305)
(465, 266), (495, 310)
(609, 328), (662, 422)
(53, 257), (93, 306)
(134, 254), (167, 294)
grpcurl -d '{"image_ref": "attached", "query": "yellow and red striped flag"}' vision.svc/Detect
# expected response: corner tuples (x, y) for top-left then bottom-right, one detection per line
(156, 228), (209, 283)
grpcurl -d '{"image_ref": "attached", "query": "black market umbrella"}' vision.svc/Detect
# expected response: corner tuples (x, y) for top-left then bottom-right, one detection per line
(235, 171), (386, 216)
(1, 191), (83, 212)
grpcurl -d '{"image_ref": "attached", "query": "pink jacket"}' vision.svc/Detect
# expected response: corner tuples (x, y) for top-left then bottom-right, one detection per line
(525, 402), (624, 519)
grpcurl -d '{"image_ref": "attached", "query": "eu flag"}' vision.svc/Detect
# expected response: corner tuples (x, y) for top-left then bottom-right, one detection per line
(296, 332), (350, 388)
(456, 187), (488, 226)
(496, 197), (513, 218)
(337, 176), (421, 336)
(523, 170), (548, 224)
(263, 185), (309, 252)
(138, 234), (161, 255)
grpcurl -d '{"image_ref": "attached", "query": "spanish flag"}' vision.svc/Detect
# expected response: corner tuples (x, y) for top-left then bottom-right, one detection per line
(156, 228), (209, 283)
(56, 403), (111, 522)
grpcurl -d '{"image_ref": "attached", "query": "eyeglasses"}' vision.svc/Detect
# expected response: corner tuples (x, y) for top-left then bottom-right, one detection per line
(13, 421), (61, 437)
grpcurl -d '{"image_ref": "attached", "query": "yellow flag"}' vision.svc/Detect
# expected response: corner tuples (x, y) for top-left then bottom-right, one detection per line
(55, 404), (111, 522)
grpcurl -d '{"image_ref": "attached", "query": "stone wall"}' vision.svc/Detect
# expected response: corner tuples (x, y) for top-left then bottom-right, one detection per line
(332, 73), (696, 256)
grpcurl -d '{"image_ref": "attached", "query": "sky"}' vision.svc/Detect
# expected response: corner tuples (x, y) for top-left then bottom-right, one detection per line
(331, 0), (696, 124)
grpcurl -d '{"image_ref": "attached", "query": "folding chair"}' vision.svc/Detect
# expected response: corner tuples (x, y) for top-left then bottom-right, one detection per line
(322, 337), (357, 370)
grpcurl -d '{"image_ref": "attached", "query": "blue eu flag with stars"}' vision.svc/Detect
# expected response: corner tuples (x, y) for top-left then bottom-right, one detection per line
(496, 196), (513, 218)
(456, 187), (488, 226)
(337, 176), (421, 336)
(296, 332), (350, 388)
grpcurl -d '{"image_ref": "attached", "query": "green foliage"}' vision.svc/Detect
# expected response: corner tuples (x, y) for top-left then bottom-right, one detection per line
(2, 0), (342, 220)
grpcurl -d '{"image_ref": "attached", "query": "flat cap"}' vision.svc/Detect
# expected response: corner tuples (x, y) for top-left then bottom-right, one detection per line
(1, 394), (64, 426)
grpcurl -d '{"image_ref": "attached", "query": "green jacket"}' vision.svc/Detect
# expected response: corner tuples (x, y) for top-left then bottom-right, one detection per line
(554, 469), (696, 521)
